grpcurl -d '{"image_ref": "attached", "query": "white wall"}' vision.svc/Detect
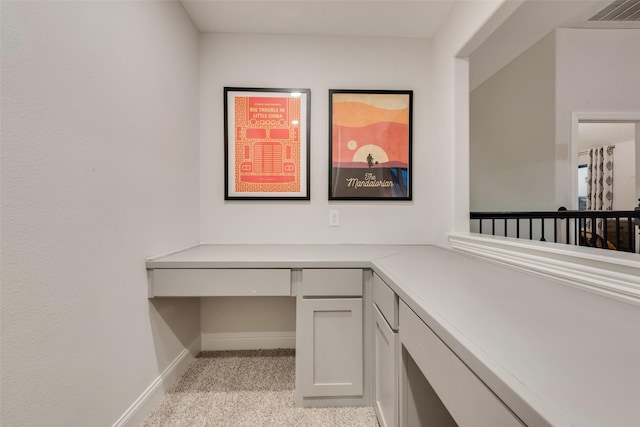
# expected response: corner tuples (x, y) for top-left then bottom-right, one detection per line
(1, 2), (200, 425)
(555, 28), (640, 208)
(0, 0), (537, 422)
(196, 7), (509, 341)
(469, 27), (640, 213)
(200, 296), (296, 350)
(578, 123), (637, 210)
(612, 139), (636, 210)
(429, 0), (515, 245)
(578, 140), (636, 211)
(637, 123), (640, 202)
(470, 31), (556, 211)
(199, 33), (432, 244)
(197, 32), (433, 344)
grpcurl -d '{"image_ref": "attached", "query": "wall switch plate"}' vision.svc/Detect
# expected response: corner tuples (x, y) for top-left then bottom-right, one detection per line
(329, 210), (340, 226)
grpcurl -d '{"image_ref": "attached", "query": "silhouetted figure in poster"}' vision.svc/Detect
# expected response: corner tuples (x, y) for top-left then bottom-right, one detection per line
(367, 153), (373, 168)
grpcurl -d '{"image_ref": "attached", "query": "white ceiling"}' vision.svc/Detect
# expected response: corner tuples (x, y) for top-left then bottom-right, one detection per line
(180, 0), (637, 88)
(579, 122), (637, 150)
(469, 0), (615, 90)
(180, 0), (456, 39)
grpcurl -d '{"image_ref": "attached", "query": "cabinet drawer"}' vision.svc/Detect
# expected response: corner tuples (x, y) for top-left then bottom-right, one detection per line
(302, 269), (363, 297)
(399, 302), (523, 427)
(373, 273), (398, 330)
(150, 269), (291, 297)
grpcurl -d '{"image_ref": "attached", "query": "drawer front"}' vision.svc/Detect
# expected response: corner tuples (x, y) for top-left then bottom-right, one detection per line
(399, 302), (523, 427)
(302, 269), (363, 297)
(150, 269), (291, 297)
(373, 273), (398, 329)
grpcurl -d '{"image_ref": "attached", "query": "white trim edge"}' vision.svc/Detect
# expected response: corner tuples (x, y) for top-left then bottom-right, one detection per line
(448, 232), (640, 306)
(201, 331), (296, 351)
(112, 336), (201, 427)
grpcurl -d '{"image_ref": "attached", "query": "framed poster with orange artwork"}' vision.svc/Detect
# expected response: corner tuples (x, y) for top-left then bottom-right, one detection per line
(329, 90), (413, 200)
(224, 87), (311, 200)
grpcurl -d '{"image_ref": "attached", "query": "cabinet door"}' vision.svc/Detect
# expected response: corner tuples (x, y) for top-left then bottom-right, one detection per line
(374, 305), (399, 427)
(300, 298), (363, 397)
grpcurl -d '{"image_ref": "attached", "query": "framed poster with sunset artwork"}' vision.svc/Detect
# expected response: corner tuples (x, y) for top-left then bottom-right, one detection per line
(329, 90), (412, 200)
(224, 87), (311, 200)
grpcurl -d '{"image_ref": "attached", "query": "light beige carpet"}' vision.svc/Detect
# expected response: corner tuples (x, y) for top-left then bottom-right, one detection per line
(142, 349), (379, 427)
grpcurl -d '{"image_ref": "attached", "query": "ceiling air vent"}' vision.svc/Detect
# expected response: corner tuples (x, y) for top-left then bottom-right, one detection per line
(589, 0), (640, 21)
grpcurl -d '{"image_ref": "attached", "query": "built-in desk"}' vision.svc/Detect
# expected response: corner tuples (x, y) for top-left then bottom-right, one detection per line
(146, 244), (640, 427)
(146, 244), (417, 269)
(146, 244), (416, 297)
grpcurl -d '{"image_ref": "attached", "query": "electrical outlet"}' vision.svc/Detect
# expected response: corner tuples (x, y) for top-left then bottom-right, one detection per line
(329, 210), (340, 226)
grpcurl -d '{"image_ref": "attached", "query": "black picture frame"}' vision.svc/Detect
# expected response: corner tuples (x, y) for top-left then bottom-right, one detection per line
(224, 87), (311, 200)
(328, 89), (412, 200)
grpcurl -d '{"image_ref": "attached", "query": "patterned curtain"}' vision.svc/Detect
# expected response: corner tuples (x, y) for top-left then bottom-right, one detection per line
(586, 145), (614, 235)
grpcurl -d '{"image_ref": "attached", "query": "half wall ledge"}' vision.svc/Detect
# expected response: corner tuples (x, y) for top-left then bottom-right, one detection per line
(448, 232), (640, 306)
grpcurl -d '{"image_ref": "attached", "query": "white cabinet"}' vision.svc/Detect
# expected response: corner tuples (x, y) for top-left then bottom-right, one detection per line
(302, 268), (363, 297)
(374, 305), (398, 427)
(148, 268), (291, 297)
(373, 273), (399, 427)
(399, 301), (523, 427)
(296, 269), (364, 405)
(373, 273), (398, 329)
(299, 298), (363, 396)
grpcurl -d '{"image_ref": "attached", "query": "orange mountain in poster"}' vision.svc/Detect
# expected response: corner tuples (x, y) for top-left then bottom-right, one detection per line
(332, 93), (410, 167)
(332, 102), (410, 128)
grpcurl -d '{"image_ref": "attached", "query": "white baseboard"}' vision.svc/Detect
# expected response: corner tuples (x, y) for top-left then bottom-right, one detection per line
(112, 336), (201, 427)
(201, 331), (296, 351)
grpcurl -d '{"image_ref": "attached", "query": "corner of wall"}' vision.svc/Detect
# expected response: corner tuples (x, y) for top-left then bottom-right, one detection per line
(113, 335), (201, 427)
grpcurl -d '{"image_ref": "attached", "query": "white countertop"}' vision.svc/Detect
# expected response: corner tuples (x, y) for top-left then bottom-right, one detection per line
(146, 244), (640, 427)
(373, 246), (640, 427)
(146, 244), (422, 268)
